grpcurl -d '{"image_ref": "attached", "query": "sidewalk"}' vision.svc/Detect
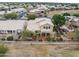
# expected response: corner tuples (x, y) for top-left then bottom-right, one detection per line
(1, 41), (79, 45)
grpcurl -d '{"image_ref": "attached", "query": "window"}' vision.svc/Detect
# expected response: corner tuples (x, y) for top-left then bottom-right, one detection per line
(43, 26), (45, 29)
(41, 11), (44, 13)
(47, 33), (50, 36)
(43, 26), (50, 29)
(7, 30), (12, 34)
(0, 30), (6, 33)
(0, 30), (3, 34)
(49, 26), (50, 29)
(46, 27), (48, 29)
(13, 30), (15, 33)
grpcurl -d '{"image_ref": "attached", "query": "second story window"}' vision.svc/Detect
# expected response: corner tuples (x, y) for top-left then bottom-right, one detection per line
(43, 26), (50, 29)
(44, 26), (46, 29)
(49, 26), (50, 29)
(7, 30), (12, 34)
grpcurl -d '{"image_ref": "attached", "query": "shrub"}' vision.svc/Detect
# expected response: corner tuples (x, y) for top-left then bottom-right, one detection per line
(4, 12), (18, 19)
(56, 37), (63, 42)
(7, 36), (13, 41)
(51, 38), (56, 42)
(73, 13), (79, 17)
(47, 37), (51, 42)
(1, 38), (5, 41)
(0, 44), (8, 56)
(63, 13), (70, 16)
(46, 36), (52, 42)
(21, 30), (34, 40)
(27, 14), (37, 20)
(58, 37), (63, 41)
(46, 36), (56, 42)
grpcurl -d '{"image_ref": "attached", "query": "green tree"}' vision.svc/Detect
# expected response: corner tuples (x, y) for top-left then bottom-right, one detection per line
(63, 13), (70, 16)
(4, 12), (18, 19)
(52, 14), (65, 34)
(27, 14), (37, 20)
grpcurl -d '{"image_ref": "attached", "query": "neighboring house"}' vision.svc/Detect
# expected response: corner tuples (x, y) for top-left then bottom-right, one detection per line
(29, 4), (49, 17)
(0, 7), (27, 19)
(70, 17), (79, 27)
(27, 17), (54, 40)
(0, 20), (26, 40)
(65, 16), (79, 27)
(29, 8), (47, 17)
(36, 4), (49, 11)
(5, 8), (27, 15)
(61, 16), (79, 34)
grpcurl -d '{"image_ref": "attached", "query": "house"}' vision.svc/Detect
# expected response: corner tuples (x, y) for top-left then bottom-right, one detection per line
(11, 8), (27, 13)
(65, 16), (79, 28)
(0, 7), (27, 19)
(0, 20), (26, 40)
(29, 4), (49, 17)
(27, 17), (54, 41)
(29, 8), (47, 17)
(36, 4), (49, 11)
(60, 16), (79, 40)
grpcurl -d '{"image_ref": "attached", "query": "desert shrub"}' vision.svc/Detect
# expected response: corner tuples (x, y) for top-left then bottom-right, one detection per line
(21, 30), (34, 38)
(1, 38), (5, 41)
(46, 36), (56, 42)
(46, 36), (52, 42)
(27, 14), (37, 20)
(7, 36), (13, 41)
(73, 13), (79, 17)
(46, 36), (63, 42)
(56, 37), (63, 42)
(0, 44), (8, 56)
(21, 30), (35, 40)
(63, 13), (70, 16)
(58, 37), (63, 41)
(51, 38), (56, 42)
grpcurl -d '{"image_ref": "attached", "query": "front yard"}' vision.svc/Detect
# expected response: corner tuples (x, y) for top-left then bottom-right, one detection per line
(1, 41), (79, 57)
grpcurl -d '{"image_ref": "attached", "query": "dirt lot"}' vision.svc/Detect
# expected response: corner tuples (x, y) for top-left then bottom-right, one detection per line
(47, 9), (79, 18)
(1, 41), (79, 57)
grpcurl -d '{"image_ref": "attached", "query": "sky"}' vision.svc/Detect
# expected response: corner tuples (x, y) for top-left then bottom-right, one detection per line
(0, 0), (79, 3)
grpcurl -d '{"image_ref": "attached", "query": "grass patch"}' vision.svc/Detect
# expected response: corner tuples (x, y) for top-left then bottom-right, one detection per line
(0, 44), (8, 57)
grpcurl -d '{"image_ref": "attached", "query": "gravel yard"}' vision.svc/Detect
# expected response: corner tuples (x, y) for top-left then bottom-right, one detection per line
(1, 41), (79, 57)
